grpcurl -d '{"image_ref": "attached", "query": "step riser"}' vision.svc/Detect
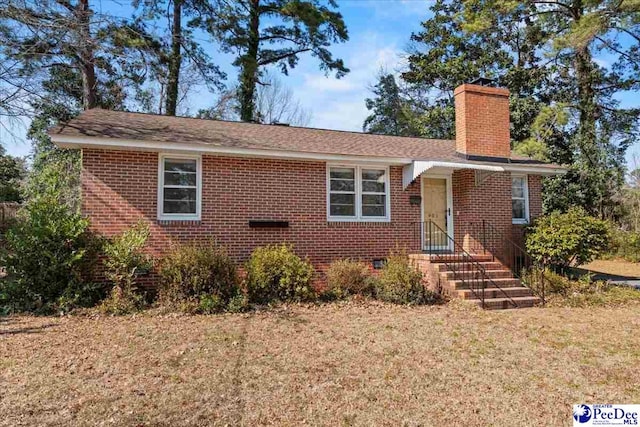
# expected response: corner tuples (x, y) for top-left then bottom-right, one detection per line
(458, 288), (534, 299)
(475, 298), (541, 310)
(433, 262), (505, 272)
(446, 279), (521, 290)
(429, 255), (494, 263)
(441, 270), (513, 280)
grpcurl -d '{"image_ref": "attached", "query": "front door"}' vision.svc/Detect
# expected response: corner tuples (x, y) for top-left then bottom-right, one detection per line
(422, 176), (452, 251)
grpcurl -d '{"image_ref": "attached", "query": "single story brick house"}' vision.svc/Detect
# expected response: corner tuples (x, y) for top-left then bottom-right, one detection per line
(49, 82), (565, 306)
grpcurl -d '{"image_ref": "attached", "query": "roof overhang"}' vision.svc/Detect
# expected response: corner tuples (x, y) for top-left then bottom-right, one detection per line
(402, 161), (504, 189)
(51, 134), (569, 177)
(50, 134), (413, 165)
(402, 160), (566, 189)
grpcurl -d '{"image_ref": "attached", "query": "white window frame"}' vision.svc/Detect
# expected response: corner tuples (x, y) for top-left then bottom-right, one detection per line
(511, 174), (529, 224)
(326, 164), (391, 222)
(157, 153), (202, 221)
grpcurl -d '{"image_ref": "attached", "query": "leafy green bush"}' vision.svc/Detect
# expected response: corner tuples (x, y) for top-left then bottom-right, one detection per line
(245, 244), (315, 303)
(325, 259), (375, 299)
(99, 222), (153, 314)
(526, 207), (609, 268)
(158, 242), (240, 313)
(375, 252), (433, 305)
(0, 196), (102, 313)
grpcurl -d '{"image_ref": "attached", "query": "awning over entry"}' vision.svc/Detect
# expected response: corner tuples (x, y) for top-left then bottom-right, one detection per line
(402, 161), (505, 189)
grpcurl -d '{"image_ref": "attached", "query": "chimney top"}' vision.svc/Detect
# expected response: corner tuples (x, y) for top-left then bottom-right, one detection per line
(469, 77), (496, 87)
(454, 82), (511, 159)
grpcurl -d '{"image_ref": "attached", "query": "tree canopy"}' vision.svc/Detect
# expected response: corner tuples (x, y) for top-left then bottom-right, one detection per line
(364, 0), (640, 219)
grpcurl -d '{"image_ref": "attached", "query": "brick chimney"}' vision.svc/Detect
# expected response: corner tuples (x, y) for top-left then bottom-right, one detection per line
(454, 82), (510, 159)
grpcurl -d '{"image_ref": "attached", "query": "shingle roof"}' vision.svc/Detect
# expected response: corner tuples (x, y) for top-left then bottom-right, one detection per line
(48, 108), (561, 169)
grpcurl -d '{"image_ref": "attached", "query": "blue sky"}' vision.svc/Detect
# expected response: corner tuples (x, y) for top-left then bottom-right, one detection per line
(1, 0), (639, 168)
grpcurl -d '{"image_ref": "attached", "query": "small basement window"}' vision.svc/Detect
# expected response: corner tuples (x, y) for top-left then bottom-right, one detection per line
(158, 154), (202, 221)
(512, 174), (529, 224)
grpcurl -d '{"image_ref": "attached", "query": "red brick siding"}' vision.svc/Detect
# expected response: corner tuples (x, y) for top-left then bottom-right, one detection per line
(82, 149), (422, 281)
(452, 170), (543, 266)
(452, 170), (512, 255)
(82, 149), (546, 284)
(454, 84), (511, 158)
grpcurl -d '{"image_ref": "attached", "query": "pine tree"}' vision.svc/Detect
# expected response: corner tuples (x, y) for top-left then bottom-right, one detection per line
(199, 0), (349, 122)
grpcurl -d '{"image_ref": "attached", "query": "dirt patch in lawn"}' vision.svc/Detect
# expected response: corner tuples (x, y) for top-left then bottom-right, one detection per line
(1, 303), (639, 426)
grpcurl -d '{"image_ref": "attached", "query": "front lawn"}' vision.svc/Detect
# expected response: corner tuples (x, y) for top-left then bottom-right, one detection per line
(1, 303), (639, 426)
(582, 259), (640, 278)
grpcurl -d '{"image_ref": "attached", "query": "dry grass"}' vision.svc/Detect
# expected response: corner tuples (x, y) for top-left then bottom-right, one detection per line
(1, 303), (639, 426)
(582, 259), (640, 278)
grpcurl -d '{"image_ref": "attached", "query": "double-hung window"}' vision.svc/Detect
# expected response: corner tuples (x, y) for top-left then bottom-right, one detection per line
(511, 174), (529, 224)
(328, 165), (390, 221)
(158, 155), (201, 221)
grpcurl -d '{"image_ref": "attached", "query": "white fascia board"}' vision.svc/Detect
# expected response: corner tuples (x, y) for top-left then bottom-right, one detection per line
(51, 134), (413, 165)
(502, 164), (567, 175)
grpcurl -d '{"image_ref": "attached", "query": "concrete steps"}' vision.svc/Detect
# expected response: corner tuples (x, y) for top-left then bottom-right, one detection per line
(409, 252), (540, 310)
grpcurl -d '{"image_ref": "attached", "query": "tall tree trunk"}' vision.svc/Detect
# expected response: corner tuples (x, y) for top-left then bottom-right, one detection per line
(572, 1), (597, 139)
(239, 0), (260, 122)
(76, 0), (97, 110)
(572, 0), (602, 215)
(166, 0), (182, 116)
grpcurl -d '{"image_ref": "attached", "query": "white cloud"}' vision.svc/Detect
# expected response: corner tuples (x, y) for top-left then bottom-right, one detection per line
(312, 100), (369, 132)
(290, 30), (405, 132)
(303, 75), (356, 92)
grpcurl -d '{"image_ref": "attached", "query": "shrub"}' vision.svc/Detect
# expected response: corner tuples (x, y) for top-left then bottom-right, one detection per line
(526, 207), (609, 268)
(99, 222), (153, 314)
(523, 267), (640, 307)
(245, 244), (315, 303)
(0, 196), (102, 313)
(158, 242), (240, 313)
(326, 259), (374, 299)
(375, 252), (432, 305)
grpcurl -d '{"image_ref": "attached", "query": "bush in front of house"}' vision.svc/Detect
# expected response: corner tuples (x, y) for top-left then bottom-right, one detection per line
(325, 259), (376, 299)
(99, 221), (153, 315)
(0, 195), (103, 314)
(526, 207), (610, 269)
(375, 251), (434, 305)
(158, 242), (243, 313)
(245, 244), (315, 303)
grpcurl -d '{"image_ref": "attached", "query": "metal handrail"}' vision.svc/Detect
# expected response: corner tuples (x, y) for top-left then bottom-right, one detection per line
(419, 220), (519, 309)
(462, 220), (547, 305)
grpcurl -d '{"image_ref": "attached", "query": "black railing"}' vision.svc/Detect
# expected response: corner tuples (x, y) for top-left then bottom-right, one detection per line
(418, 220), (519, 309)
(460, 220), (547, 305)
